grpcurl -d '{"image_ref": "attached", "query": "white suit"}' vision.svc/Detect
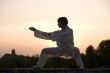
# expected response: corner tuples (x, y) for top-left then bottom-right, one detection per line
(33, 26), (84, 68)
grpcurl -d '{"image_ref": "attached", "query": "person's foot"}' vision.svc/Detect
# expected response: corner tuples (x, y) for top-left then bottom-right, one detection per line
(78, 66), (85, 70)
(32, 65), (41, 69)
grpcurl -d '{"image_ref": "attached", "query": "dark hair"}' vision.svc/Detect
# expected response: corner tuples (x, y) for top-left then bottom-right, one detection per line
(57, 17), (68, 26)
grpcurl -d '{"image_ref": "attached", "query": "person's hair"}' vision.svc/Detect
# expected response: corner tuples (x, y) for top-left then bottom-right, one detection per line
(57, 17), (68, 26)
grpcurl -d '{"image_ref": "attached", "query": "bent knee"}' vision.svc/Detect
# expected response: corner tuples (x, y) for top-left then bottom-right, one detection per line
(74, 47), (80, 52)
(42, 48), (49, 53)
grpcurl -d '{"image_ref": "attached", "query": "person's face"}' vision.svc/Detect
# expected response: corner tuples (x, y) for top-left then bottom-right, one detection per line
(58, 22), (63, 28)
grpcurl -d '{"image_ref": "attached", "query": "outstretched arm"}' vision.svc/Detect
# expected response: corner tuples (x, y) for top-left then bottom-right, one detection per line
(29, 27), (51, 40)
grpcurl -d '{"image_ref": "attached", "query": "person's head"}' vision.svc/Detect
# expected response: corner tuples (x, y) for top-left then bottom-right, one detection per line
(57, 17), (68, 28)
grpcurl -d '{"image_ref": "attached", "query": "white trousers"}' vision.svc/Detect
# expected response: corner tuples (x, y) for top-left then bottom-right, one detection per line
(36, 47), (84, 68)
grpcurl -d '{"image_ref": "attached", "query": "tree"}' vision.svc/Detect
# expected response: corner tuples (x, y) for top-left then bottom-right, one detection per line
(11, 49), (16, 56)
(86, 45), (97, 68)
(44, 57), (77, 68)
(0, 49), (39, 68)
(97, 39), (110, 68)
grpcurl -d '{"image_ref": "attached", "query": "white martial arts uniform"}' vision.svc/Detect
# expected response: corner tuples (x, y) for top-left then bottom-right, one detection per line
(33, 26), (84, 68)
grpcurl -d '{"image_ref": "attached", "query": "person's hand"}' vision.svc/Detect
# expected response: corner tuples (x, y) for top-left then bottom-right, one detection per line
(29, 27), (36, 31)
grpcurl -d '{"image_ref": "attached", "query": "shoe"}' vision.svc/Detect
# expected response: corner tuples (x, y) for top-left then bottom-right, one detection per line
(79, 66), (85, 70)
(32, 65), (41, 69)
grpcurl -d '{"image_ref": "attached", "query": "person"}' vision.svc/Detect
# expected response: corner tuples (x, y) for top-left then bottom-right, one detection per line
(29, 17), (84, 69)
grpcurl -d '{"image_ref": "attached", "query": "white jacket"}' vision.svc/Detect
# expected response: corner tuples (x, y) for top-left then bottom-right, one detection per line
(34, 26), (74, 54)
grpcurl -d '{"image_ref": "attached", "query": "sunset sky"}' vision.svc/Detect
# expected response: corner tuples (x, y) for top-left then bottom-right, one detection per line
(0, 0), (110, 57)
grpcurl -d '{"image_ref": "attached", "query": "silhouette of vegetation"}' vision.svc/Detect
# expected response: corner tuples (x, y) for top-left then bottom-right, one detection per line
(85, 45), (97, 68)
(45, 57), (77, 68)
(0, 39), (110, 68)
(97, 39), (110, 68)
(0, 49), (39, 68)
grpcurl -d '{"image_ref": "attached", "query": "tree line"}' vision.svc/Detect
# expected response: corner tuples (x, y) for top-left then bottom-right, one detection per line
(0, 39), (110, 68)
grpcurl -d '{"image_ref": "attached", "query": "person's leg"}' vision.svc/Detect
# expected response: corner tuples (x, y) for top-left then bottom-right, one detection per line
(34, 47), (63, 68)
(69, 47), (84, 69)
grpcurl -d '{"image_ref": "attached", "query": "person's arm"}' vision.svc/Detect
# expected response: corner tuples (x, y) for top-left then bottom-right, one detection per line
(51, 29), (73, 42)
(29, 27), (51, 40)
(51, 31), (61, 41)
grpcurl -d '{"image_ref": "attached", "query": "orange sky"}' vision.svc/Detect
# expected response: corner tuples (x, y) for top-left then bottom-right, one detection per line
(0, 0), (110, 57)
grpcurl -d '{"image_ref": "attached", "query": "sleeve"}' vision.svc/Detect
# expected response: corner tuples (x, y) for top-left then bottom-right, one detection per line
(34, 29), (51, 40)
(51, 30), (61, 41)
(34, 28), (73, 42)
(51, 29), (73, 42)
